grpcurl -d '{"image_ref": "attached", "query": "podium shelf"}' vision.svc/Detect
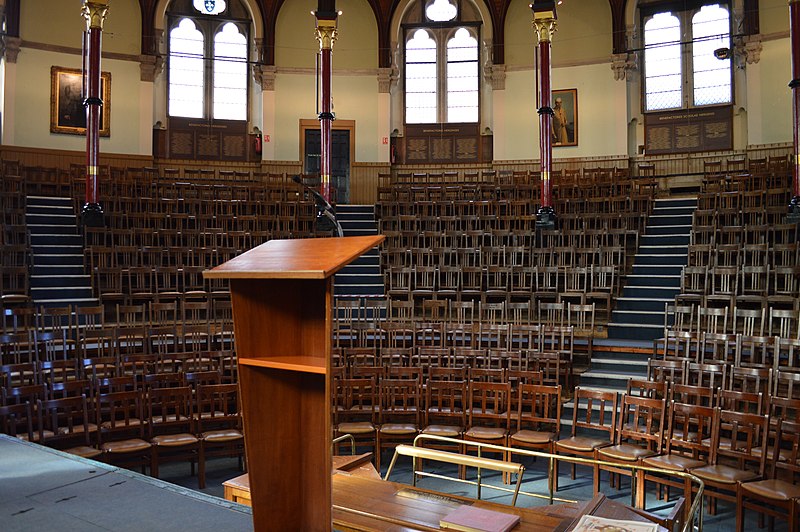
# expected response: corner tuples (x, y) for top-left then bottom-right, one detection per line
(237, 356), (326, 374)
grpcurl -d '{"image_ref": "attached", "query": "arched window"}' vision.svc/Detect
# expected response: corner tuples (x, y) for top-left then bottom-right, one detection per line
(167, 0), (249, 121)
(642, 3), (731, 112)
(403, 0), (480, 124)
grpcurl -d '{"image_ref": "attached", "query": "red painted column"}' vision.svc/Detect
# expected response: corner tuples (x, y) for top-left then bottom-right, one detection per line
(81, 0), (109, 227)
(315, 11), (338, 204)
(789, 0), (800, 222)
(532, 1), (558, 229)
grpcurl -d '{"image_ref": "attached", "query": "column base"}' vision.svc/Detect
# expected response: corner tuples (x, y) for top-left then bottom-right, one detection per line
(787, 196), (800, 225)
(81, 203), (105, 228)
(535, 206), (557, 230)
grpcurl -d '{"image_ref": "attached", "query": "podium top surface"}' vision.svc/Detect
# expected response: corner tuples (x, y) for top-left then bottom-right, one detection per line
(203, 235), (384, 280)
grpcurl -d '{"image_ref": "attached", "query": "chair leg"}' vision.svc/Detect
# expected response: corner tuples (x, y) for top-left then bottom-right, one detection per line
(198, 444), (206, 489)
(150, 448), (159, 479)
(592, 463), (600, 495)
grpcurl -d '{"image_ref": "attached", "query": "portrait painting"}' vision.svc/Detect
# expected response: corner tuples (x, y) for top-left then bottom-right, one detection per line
(50, 66), (111, 136)
(552, 88), (577, 147)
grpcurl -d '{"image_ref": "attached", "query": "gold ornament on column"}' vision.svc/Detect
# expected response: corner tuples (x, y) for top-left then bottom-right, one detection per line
(532, 13), (557, 44)
(82, 0), (110, 30)
(315, 19), (338, 51)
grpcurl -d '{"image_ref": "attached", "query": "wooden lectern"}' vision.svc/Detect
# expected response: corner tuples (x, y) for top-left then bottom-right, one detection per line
(203, 235), (384, 531)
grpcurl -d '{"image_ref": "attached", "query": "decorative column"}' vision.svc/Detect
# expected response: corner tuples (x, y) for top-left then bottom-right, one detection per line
(81, 0), (109, 227)
(789, 0), (800, 223)
(315, 5), (338, 203)
(532, 0), (558, 230)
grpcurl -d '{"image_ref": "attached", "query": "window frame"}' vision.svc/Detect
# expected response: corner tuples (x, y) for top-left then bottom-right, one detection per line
(166, 11), (251, 122)
(640, 1), (732, 113)
(402, 20), (481, 125)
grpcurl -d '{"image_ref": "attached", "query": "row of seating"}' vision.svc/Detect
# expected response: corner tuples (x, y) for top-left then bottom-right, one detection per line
(0, 380), (243, 489)
(661, 304), (799, 340)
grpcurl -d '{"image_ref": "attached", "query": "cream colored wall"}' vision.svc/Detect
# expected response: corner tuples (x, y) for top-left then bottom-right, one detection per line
(14, 49), (144, 154)
(760, 0), (790, 35)
(504, 0), (611, 67)
(275, 0), (377, 69)
(501, 62), (627, 160)
(747, 38), (792, 146)
(22, 0), (141, 55)
(272, 74), (380, 162)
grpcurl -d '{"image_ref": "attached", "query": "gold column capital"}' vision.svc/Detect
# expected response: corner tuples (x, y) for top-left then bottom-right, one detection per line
(532, 12), (557, 44)
(82, 0), (110, 31)
(315, 19), (338, 51)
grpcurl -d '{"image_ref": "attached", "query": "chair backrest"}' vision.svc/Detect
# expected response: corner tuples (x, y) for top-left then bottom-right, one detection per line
(97, 390), (146, 440)
(711, 408), (769, 477)
(615, 395), (666, 453)
(770, 419), (800, 481)
(147, 386), (194, 436)
(467, 380), (512, 430)
(663, 402), (715, 460)
(195, 383), (241, 431)
(626, 378), (668, 400)
(379, 377), (421, 426)
(37, 395), (93, 449)
(424, 378), (467, 429)
(515, 383), (561, 434)
(571, 387), (617, 442)
(670, 383), (714, 407)
(717, 389), (764, 415)
(0, 401), (32, 439)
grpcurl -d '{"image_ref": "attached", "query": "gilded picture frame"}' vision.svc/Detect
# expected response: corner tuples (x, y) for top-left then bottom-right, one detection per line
(552, 88), (577, 147)
(50, 66), (111, 136)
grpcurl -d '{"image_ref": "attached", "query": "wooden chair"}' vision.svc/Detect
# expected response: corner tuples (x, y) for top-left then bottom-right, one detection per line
(508, 383), (561, 468)
(642, 402), (715, 520)
(147, 386), (201, 484)
(553, 387), (617, 491)
(37, 395), (100, 459)
(463, 380), (512, 477)
(0, 401), (33, 440)
(376, 377), (421, 471)
(195, 384), (245, 487)
(736, 420), (800, 532)
(690, 408), (770, 514)
(97, 390), (152, 473)
(420, 378), (467, 460)
(333, 377), (379, 460)
(595, 395), (666, 506)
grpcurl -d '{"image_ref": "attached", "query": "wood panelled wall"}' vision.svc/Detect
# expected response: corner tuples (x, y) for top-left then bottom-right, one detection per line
(0, 145), (152, 170)
(352, 162), (390, 204)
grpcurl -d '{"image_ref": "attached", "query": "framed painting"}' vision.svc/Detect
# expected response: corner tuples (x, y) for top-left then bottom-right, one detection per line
(552, 88), (577, 147)
(50, 66), (111, 136)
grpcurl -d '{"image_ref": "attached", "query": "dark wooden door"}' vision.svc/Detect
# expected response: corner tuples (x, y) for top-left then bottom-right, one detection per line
(304, 129), (350, 204)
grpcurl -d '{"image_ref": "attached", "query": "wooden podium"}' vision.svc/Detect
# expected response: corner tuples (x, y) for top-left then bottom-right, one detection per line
(203, 235), (384, 531)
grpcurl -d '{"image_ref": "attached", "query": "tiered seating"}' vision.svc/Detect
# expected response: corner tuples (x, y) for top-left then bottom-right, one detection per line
(0, 167), (31, 306)
(377, 177), (650, 328)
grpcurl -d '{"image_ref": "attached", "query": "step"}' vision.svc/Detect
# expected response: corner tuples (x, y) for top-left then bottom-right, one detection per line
(639, 234), (690, 246)
(624, 274), (681, 288)
(32, 254), (85, 266)
(611, 309), (665, 326)
(26, 196), (73, 207)
(34, 298), (100, 308)
(26, 224), (78, 235)
(338, 212), (376, 221)
(650, 205), (696, 216)
(653, 197), (697, 208)
(30, 286), (94, 300)
(30, 234), (83, 246)
(32, 265), (86, 276)
(30, 274), (92, 288)
(26, 205), (74, 215)
(336, 205), (374, 214)
(339, 265), (381, 275)
(646, 214), (694, 226)
(614, 297), (673, 312)
(607, 322), (664, 341)
(621, 286), (681, 299)
(26, 212), (76, 222)
(334, 285), (385, 297)
(633, 254), (687, 266)
(638, 245), (688, 255)
(644, 225), (692, 236)
(631, 264), (684, 276)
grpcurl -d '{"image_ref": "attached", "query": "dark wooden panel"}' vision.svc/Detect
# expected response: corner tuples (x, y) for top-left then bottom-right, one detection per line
(645, 106), (732, 155)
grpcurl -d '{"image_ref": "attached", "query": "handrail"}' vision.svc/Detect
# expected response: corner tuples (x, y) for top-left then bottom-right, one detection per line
(383, 434), (704, 532)
(331, 433), (356, 456)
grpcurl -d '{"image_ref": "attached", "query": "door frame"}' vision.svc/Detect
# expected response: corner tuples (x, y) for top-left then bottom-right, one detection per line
(299, 118), (355, 178)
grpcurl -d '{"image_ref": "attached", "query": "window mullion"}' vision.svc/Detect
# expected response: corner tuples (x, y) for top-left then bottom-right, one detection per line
(437, 30), (447, 123)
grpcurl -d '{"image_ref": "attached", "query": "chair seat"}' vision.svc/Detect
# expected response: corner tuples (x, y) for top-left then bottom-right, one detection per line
(337, 422), (375, 435)
(597, 443), (655, 462)
(152, 414), (190, 424)
(201, 429), (244, 442)
(556, 436), (608, 453)
(152, 433), (199, 447)
(465, 426), (506, 440)
(379, 423), (418, 435)
(691, 464), (759, 484)
(101, 418), (143, 430)
(740, 479), (800, 502)
(102, 438), (151, 454)
(58, 423), (98, 435)
(421, 425), (461, 438)
(510, 429), (556, 445)
(66, 446), (103, 459)
(642, 453), (707, 471)
(19, 430), (54, 442)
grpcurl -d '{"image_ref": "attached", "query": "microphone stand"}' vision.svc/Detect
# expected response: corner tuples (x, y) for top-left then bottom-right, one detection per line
(292, 175), (344, 237)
